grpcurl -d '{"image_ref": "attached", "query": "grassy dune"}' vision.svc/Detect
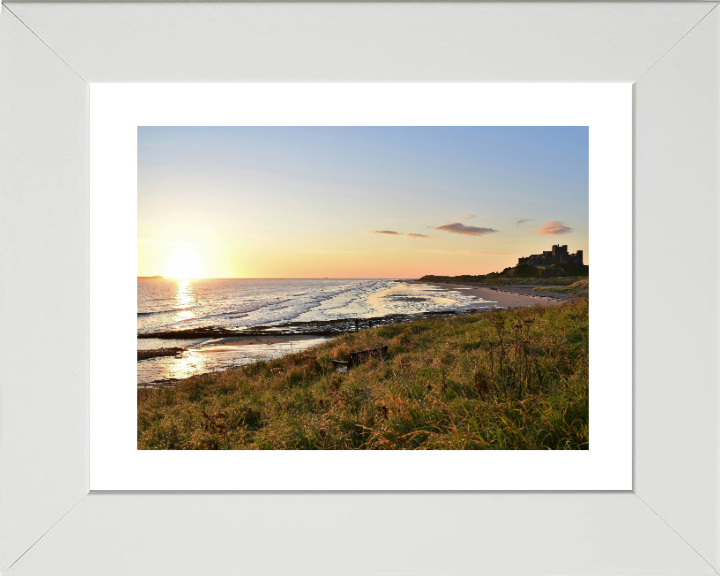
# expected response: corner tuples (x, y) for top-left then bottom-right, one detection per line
(533, 280), (589, 296)
(138, 299), (589, 450)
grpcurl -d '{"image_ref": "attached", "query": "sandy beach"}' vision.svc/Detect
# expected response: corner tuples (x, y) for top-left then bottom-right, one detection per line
(406, 280), (563, 308)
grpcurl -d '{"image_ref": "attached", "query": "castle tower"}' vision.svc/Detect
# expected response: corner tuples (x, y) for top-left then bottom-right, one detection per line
(517, 245), (584, 269)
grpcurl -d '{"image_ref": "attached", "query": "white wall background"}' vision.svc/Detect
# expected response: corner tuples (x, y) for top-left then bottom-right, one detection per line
(1, 3), (719, 574)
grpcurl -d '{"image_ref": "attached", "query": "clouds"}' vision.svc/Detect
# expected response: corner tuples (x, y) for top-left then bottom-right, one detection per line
(538, 221), (573, 235)
(433, 222), (498, 237)
(368, 217), (573, 242)
(367, 230), (430, 239)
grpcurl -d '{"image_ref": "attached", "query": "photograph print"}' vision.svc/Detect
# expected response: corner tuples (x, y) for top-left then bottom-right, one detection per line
(137, 126), (589, 450)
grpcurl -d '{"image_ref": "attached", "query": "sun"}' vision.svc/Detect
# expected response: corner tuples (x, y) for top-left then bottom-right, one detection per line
(163, 246), (206, 279)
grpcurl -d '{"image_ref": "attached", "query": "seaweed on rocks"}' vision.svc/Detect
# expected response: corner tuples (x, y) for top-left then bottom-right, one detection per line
(137, 309), (489, 340)
(138, 348), (186, 361)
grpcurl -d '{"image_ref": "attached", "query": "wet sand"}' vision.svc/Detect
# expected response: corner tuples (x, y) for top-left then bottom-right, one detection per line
(138, 335), (329, 364)
(138, 335), (332, 386)
(192, 334), (327, 353)
(406, 280), (562, 308)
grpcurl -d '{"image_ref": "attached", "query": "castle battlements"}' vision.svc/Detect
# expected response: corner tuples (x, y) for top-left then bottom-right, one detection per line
(518, 244), (584, 268)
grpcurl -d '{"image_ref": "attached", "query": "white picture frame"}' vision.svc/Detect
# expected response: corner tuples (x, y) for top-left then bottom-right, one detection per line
(90, 83), (631, 491)
(1, 2), (718, 574)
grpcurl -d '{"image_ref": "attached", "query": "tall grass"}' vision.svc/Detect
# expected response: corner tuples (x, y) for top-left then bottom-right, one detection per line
(138, 299), (589, 450)
(532, 279), (589, 296)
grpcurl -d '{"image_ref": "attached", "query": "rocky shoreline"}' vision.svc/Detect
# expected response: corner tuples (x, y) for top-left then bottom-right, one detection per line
(137, 308), (488, 341)
(138, 347), (186, 361)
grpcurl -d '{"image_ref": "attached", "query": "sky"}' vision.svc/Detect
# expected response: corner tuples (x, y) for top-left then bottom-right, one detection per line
(138, 126), (589, 279)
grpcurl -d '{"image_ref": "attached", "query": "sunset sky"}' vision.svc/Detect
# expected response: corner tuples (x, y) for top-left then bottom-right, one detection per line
(138, 126), (588, 279)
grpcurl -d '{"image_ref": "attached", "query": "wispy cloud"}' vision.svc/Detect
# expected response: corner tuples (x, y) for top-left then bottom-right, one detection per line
(516, 218), (534, 226)
(433, 222), (497, 237)
(367, 230), (431, 239)
(538, 221), (573, 235)
(443, 214), (476, 224)
(427, 249), (510, 256)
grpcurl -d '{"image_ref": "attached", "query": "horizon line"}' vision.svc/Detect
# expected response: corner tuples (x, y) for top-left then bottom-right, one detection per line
(137, 276), (405, 280)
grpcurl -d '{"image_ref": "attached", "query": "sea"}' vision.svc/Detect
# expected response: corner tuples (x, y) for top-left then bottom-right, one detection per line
(137, 278), (495, 387)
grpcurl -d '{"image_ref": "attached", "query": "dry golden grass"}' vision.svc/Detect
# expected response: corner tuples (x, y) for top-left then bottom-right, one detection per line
(138, 299), (589, 450)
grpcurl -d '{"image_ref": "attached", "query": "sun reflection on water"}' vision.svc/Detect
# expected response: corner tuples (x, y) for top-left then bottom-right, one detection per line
(174, 279), (197, 322)
(167, 350), (208, 380)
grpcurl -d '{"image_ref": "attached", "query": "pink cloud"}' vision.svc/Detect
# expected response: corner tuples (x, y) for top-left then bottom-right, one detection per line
(538, 221), (573, 235)
(367, 230), (431, 239)
(434, 222), (497, 237)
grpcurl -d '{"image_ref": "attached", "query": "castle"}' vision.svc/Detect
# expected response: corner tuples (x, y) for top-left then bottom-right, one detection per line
(518, 245), (584, 268)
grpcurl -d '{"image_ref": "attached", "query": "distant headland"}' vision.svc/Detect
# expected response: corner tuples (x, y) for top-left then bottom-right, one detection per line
(420, 244), (589, 284)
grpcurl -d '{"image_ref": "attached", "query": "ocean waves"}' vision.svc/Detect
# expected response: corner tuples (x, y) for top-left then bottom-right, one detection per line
(137, 306), (196, 317)
(136, 278), (493, 386)
(137, 278), (486, 336)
